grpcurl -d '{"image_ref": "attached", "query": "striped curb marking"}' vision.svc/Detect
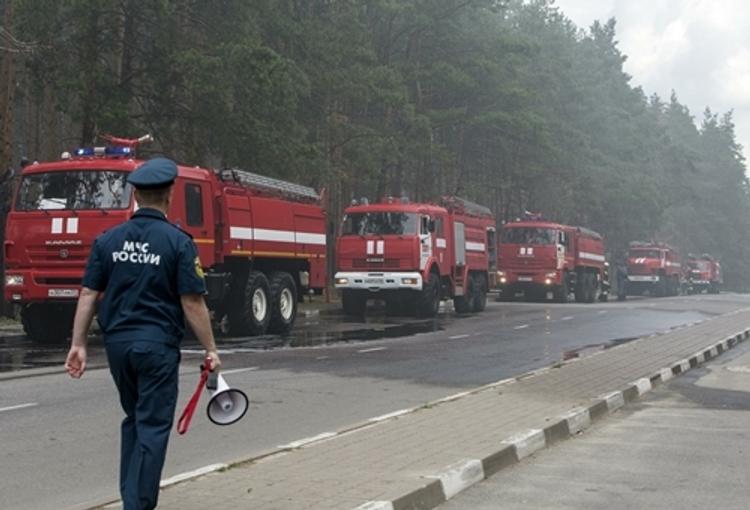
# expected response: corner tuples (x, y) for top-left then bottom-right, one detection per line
(353, 327), (750, 510)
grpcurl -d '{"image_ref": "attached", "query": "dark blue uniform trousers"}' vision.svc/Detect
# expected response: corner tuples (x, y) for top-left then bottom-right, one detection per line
(106, 341), (180, 510)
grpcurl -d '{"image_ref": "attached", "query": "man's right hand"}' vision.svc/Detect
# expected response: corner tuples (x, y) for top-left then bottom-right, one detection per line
(65, 345), (87, 378)
(206, 350), (221, 372)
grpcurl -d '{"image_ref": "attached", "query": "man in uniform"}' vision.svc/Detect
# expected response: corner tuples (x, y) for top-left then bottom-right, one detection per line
(64, 157), (221, 510)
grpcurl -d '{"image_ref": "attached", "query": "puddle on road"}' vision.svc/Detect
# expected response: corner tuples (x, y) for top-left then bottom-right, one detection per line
(1, 313), (448, 372)
(0, 334), (102, 373)
(187, 315), (446, 352)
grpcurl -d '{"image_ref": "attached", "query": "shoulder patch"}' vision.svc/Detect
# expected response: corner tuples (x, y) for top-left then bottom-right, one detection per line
(194, 256), (205, 279)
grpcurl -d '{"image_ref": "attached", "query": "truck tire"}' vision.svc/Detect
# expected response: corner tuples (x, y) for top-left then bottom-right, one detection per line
(417, 272), (440, 318)
(228, 271), (271, 336)
(654, 278), (667, 298)
(586, 273), (597, 303)
(267, 272), (297, 335)
(21, 303), (74, 343)
(453, 275), (475, 314)
(574, 270), (586, 303)
(555, 274), (569, 303)
(342, 290), (367, 317)
(472, 274), (487, 313)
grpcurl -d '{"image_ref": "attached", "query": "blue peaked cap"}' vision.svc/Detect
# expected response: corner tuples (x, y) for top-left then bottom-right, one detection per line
(127, 158), (178, 189)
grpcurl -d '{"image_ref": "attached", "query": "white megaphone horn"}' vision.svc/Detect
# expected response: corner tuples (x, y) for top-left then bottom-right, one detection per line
(206, 371), (249, 426)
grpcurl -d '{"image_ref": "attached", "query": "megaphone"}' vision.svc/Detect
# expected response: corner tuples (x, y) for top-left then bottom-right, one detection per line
(206, 372), (249, 426)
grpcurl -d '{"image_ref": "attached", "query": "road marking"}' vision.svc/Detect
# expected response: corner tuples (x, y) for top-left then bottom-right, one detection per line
(449, 334), (470, 340)
(598, 310), (608, 314)
(0, 402), (37, 413)
(316, 356), (330, 360)
(279, 432), (337, 449)
(358, 347), (386, 353)
(513, 324), (529, 330)
(160, 463), (227, 488)
(560, 316), (574, 321)
(369, 408), (411, 423)
(221, 366), (259, 375)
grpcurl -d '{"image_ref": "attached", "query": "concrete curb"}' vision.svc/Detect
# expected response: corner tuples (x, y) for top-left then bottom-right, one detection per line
(81, 326), (750, 510)
(354, 328), (750, 510)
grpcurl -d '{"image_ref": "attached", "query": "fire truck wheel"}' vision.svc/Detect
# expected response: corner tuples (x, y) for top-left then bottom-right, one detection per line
(654, 278), (667, 298)
(21, 304), (74, 343)
(472, 275), (487, 312)
(586, 273), (597, 303)
(228, 271), (271, 336)
(417, 272), (440, 317)
(574, 271), (587, 303)
(555, 275), (569, 303)
(342, 290), (367, 316)
(268, 272), (298, 335)
(453, 275), (475, 314)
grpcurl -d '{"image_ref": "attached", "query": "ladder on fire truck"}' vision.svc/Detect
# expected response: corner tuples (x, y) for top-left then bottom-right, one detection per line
(220, 168), (320, 203)
(442, 195), (493, 218)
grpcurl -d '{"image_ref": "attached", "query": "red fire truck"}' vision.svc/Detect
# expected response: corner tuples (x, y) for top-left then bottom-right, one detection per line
(496, 217), (608, 303)
(334, 196), (497, 317)
(626, 241), (682, 297)
(4, 135), (326, 342)
(686, 254), (722, 294)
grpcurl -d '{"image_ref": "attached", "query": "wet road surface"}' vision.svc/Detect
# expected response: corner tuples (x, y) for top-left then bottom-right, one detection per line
(1, 293), (748, 509)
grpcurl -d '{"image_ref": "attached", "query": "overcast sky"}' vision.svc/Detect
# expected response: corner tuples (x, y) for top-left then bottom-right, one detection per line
(553, 0), (750, 162)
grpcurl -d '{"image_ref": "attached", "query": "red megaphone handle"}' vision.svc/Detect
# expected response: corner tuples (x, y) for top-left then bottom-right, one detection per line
(176, 357), (212, 435)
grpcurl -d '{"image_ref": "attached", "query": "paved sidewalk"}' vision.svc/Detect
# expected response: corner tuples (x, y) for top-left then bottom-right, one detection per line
(98, 309), (750, 510)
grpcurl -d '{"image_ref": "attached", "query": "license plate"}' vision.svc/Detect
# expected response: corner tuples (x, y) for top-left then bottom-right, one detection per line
(365, 278), (384, 285)
(48, 288), (79, 298)
(518, 276), (533, 282)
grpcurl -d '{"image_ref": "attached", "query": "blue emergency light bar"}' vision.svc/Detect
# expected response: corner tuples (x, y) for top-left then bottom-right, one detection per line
(74, 146), (132, 157)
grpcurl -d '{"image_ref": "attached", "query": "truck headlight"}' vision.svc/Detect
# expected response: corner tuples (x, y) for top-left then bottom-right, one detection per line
(401, 277), (418, 285)
(5, 275), (23, 286)
(335, 277), (348, 285)
(500, 277), (507, 284)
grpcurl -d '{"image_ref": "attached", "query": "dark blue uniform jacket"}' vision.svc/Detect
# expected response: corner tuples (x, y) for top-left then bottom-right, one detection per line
(82, 208), (206, 346)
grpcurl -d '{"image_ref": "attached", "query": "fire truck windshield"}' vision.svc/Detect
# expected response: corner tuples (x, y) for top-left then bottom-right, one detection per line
(342, 212), (418, 236)
(630, 249), (662, 259)
(501, 227), (556, 245)
(15, 170), (132, 211)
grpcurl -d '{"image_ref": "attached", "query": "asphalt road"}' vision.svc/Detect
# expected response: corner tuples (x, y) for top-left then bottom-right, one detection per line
(441, 330), (750, 510)
(1, 293), (748, 509)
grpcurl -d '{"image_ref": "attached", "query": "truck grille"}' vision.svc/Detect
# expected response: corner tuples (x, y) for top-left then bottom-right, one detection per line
(352, 258), (401, 269)
(504, 259), (552, 270)
(27, 245), (90, 264)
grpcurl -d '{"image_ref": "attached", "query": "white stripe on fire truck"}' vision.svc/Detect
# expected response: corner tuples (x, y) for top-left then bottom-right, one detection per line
(229, 226), (326, 245)
(578, 251), (605, 262)
(66, 217), (79, 234)
(466, 241), (486, 252)
(436, 238), (447, 248)
(51, 218), (63, 234)
(376, 240), (384, 255)
(296, 232), (327, 245)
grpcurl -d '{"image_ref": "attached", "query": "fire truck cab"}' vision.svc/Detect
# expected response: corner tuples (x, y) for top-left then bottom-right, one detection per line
(497, 218), (608, 303)
(334, 196), (496, 317)
(626, 242), (682, 297)
(686, 254), (722, 294)
(4, 136), (326, 342)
